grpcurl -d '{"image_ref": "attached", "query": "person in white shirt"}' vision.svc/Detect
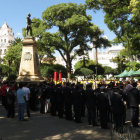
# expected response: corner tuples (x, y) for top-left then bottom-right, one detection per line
(22, 83), (31, 117)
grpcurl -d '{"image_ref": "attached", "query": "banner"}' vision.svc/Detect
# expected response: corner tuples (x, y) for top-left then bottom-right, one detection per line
(59, 72), (62, 82)
(54, 72), (57, 81)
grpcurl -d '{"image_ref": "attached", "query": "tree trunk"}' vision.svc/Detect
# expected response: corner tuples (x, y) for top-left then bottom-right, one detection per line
(95, 47), (98, 65)
(95, 46), (98, 80)
(66, 54), (72, 82)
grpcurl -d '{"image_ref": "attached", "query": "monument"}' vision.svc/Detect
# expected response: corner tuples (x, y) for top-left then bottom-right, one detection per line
(17, 13), (44, 82)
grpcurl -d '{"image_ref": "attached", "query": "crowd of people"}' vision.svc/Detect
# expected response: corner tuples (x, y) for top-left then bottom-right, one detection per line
(0, 80), (140, 133)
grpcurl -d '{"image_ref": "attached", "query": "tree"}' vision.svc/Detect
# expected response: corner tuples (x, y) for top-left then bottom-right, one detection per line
(41, 3), (108, 81)
(74, 67), (93, 79)
(40, 63), (67, 81)
(74, 59), (104, 78)
(111, 55), (127, 73)
(3, 38), (22, 75)
(74, 59), (96, 70)
(86, 0), (140, 60)
(103, 66), (116, 75)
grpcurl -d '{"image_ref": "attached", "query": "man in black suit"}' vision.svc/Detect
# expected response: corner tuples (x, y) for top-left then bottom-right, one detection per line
(126, 82), (140, 127)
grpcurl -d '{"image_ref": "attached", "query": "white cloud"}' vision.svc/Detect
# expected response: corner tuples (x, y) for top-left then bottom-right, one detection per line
(16, 32), (22, 37)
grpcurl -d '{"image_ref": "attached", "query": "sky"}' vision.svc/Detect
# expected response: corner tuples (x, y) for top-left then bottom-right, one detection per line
(0, 0), (116, 41)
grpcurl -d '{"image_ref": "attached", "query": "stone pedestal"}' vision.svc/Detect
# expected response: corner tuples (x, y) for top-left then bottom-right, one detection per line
(16, 37), (44, 82)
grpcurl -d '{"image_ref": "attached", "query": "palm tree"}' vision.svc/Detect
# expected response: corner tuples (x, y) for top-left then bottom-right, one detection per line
(91, 29), (111, 79)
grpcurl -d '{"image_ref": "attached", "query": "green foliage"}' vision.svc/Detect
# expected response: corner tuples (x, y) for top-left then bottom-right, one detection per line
(112, 55), (127, 73)
(74, 59), (105, 76)
(40, 63), (67, 79)
(41, 3), (110, 80)
(125, 61), (140, 71)
(0, 64), (11, 76)
(88, 64), (105, 75)
(3, 39), (22, 75)
(74, 67), (93, 76)
(112, 54), (140, 73)
(6, 74), (17, 82)
(74, 59), (96, 70)
(103, 66), (116, 74)
(86, 0), (140, 60)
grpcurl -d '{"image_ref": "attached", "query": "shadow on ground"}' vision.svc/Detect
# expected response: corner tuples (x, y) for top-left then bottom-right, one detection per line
(0, 104), (111, 140)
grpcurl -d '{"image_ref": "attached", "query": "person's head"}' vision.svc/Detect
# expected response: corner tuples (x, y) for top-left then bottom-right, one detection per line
(132, 82), (137, 88)
(18, 83), (23, 89)
(113, 87), (120, 93)
(28, 13), (31, 17)
(86, 83), (92, 89)
(100, 86), (106, 92)
(137, 80), (140, 85)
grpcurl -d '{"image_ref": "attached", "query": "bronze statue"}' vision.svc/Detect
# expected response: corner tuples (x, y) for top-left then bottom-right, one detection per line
(26, 13), (34, 36)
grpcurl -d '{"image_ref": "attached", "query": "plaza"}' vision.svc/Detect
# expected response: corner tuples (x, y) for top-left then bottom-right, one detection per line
(0, 103), (111, 140)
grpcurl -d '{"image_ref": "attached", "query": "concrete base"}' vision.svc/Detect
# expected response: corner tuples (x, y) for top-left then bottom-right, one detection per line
(16, 37), (44, 82)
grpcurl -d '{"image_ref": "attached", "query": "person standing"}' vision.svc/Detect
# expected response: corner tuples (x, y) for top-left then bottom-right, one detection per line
(64, 83), (73, 120)
(22, 83), (31, 117)
(97, 86), (109, 129)
(126, 82), (140, 127)
(111, 87), (126, 132)
(6, 83), (16, 118)
(72, 84), (82, 123)
(0, 81), (7, 109)
(17, 83), (26, 121)
(85, 84), (97, 126)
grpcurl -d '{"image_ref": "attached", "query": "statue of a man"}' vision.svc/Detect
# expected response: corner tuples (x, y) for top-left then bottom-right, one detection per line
(26, 13), (34, 36)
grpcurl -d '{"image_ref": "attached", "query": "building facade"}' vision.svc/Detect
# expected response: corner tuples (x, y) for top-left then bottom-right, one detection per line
(96, 45), (124, 68)
(0, 22), (14, 59)
(55, 45), (124, 69)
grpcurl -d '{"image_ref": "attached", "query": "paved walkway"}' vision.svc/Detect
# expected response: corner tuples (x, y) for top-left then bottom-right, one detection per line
(0, 104), (112, 140)
(0, 103), (140, 140)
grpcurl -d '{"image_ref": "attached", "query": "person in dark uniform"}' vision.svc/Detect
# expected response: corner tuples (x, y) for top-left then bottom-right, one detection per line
(56, 84), (64, 118)
(111, 87), (125, 132)
(72, 84), (82, 123)
(40, 84), (47, 114)
(81, 84), (86, 117)
(119, 84), (127, 124)
(29, 84), (40, 111)
(106, 83), (114, 123)
(97, 86), (109, 129)
(50, 84), (57, 116)
(126, 82), (140, 127)
(63, 82), (73, 120)
(6, 83), (16, 118)
(86, 83), (97, 126)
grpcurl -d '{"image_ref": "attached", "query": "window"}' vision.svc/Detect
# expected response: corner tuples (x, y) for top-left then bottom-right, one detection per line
(4, 39), (6, 43)
(1, 39), (2, 42)
(4, 49), (6, 53)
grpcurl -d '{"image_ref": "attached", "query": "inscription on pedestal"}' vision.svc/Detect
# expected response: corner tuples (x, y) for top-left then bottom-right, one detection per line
(17, 37), (44, 82)
(24, 52), (32, 61)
